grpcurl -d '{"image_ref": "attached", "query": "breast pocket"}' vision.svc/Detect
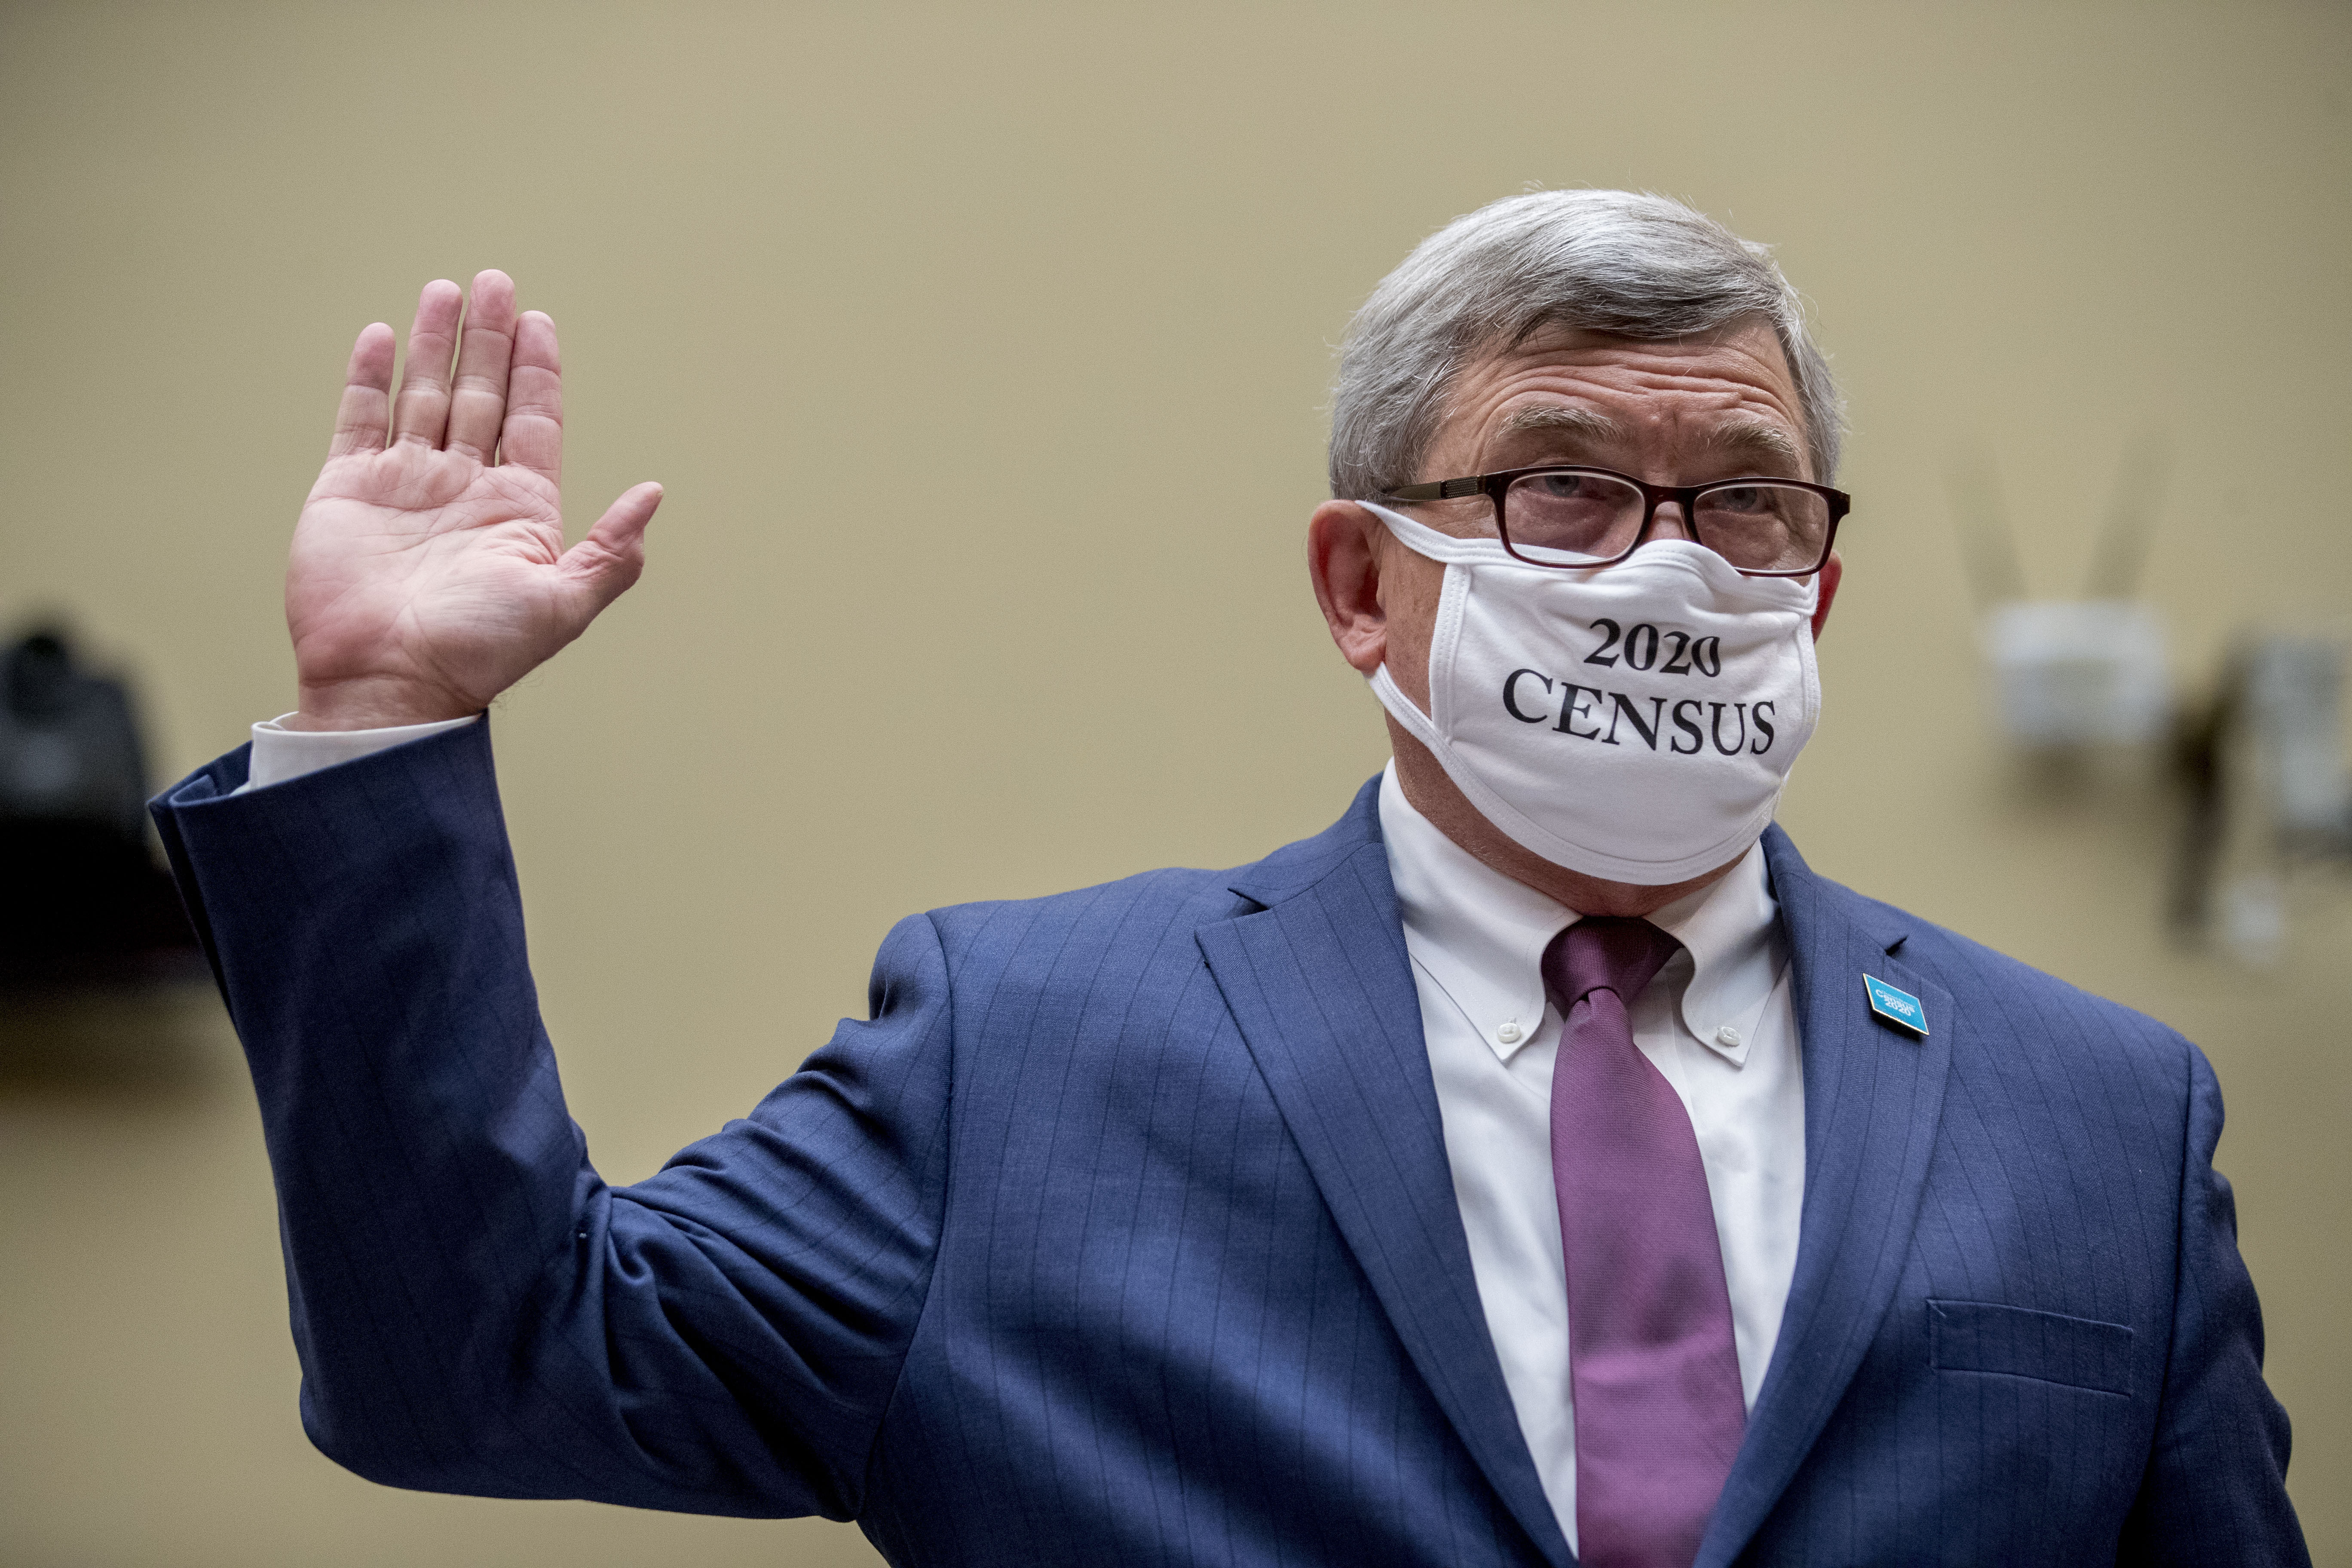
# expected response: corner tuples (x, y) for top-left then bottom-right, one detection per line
(1928, 1299), (2135, 1397)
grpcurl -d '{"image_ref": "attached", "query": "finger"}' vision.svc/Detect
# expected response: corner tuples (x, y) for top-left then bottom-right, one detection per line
(390, 279), (463, 447)
(558, 482), (663, 619)
(499, 309), (563, 482)
(444, 270), (517, 462)
(327, 323), (397, 458)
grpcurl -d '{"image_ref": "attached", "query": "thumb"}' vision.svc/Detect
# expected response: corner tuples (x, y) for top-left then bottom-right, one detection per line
(560, 481), (663, 617)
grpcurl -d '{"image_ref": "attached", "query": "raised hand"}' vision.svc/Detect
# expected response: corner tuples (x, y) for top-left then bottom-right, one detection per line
(283, 271), (662, 730)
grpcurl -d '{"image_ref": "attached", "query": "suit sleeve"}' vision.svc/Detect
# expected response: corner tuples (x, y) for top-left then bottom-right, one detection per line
(2116, 1043), (2309, 1565)
(150, 718), (952, 1519)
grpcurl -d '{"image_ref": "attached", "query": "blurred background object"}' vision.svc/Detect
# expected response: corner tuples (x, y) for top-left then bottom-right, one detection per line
(1982, 597), (2171, 746)
(1, 3), (2345, 1565)
(1951, 429), (2352, 963)
(0, 622), (211, 1092)
(2241, 634), (2352, 855)
(1958, 435), (2177, 750)
(3, 628), (149, 845)
(0, 623), (204, 985)
(2170, 628), (2352, 966)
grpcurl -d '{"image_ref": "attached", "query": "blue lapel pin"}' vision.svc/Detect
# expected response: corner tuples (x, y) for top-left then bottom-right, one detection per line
(1862, 974), (1929, 1037)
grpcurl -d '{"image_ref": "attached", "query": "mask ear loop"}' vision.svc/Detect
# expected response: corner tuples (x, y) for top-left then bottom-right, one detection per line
(1425, 551), (1472, 735)
(1359, 502), (1523, 567)
(1361, 510), (1578, 866)
(1360, 502), (1486, 733)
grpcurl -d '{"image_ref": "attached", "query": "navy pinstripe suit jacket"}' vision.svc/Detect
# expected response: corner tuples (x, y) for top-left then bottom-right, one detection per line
(153, 718), (2306, 1566)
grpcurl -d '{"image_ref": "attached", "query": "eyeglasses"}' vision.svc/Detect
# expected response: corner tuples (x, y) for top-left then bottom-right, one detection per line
(1382, 464), (1851, 576)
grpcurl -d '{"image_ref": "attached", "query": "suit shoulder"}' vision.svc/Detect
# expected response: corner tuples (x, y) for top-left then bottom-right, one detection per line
(921, 862), (1256, 971)
(917, 779), (1386, 973)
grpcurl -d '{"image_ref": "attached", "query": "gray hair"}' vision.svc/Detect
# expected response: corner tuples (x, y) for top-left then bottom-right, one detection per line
(1328, 190), (1844, 497)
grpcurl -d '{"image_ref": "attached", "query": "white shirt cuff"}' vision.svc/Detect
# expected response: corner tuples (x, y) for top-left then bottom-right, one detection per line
(239, 712), (479, 793)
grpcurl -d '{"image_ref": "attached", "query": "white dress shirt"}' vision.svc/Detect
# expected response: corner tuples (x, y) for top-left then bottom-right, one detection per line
(245, 719), (1804, 1547)
(239, 712), (477, 793)
(1378, 762), (1804, 1548)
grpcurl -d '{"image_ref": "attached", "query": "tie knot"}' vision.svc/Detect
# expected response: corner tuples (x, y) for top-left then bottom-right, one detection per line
(1541, 917), (1680, 1013)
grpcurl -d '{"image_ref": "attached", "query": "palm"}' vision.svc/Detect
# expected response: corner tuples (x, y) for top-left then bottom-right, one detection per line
(292, 444), (573, 709)
(285, 272), (661, 729)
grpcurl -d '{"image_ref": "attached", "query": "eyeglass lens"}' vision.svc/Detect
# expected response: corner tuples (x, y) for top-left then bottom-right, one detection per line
(1503, 471), (1830, 573)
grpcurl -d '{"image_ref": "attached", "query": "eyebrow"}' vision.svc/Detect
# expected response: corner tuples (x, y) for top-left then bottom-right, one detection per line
(1491, 406), (1805, 474)
(1496, 405), (1620, 443)
(1697, 420), (1804, 471)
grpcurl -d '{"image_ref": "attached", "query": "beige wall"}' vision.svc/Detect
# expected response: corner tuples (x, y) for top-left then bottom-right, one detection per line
(3, 3), (2346, 1563)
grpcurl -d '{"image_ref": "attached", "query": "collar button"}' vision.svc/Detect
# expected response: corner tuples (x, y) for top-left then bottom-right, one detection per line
(1714, 1024), (1743, 1049)
(1496, 1021), (1524, 1046)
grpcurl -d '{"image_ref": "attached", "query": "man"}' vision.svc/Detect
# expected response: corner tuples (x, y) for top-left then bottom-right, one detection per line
(153, 191), (2306, 1566)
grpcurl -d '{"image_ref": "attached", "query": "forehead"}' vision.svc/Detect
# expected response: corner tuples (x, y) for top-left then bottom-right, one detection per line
(1436, 318), (1806, 468)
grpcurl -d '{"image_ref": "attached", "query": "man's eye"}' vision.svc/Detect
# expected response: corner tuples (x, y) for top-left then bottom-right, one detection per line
(1535, 474), (1604, 499)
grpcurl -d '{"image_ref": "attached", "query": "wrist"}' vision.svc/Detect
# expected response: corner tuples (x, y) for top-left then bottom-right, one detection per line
(287, 677), (479, 732)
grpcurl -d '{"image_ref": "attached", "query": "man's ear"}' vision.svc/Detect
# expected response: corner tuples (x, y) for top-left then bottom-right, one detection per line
(1809, 550), (1843, 642)
(1308, 500), (1388, 675)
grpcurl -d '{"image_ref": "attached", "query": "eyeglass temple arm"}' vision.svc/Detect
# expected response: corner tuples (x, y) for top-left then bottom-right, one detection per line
(1378, 478), (1486, 502)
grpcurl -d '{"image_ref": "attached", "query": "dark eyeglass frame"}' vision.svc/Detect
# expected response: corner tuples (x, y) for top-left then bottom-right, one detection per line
(1383, 464), (1852, 577)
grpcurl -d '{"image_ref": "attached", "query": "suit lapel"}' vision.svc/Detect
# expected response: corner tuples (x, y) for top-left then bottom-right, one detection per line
(1197, 799), (1573, 1568)
(1697, 828), (1955, 1568)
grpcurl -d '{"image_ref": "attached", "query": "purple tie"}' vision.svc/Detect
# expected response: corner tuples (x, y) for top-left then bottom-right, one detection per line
(1544, 918), (1745, 1568)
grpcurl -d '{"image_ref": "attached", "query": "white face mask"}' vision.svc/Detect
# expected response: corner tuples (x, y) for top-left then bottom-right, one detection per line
(1364, 502), (1822, 885)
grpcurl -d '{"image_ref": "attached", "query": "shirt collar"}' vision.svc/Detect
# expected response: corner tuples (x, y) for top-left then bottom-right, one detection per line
(1376, 761), (1785, 1066)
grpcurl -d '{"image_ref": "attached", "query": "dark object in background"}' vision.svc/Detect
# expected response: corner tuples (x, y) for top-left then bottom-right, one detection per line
(0, 626), (204, 987)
